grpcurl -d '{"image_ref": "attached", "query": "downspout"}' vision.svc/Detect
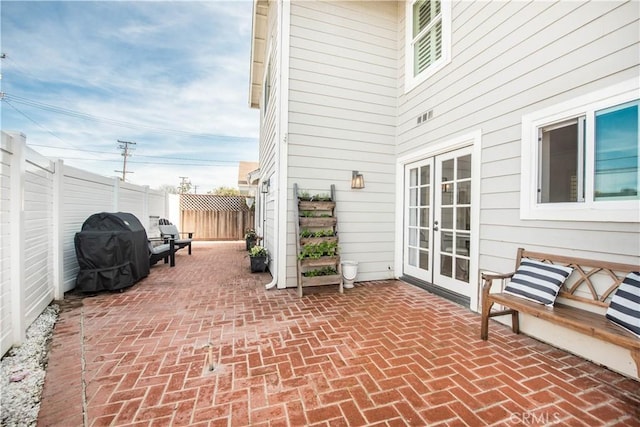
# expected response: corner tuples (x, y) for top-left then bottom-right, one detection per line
(265, 0), (291, 290)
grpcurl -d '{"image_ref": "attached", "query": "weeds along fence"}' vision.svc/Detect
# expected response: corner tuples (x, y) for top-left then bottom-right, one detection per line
(0, 132), (169, 356)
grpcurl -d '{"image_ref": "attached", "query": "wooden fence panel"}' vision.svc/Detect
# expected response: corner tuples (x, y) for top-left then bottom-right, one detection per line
(179, 195), (254, 241)
(181, 210), (254, 240)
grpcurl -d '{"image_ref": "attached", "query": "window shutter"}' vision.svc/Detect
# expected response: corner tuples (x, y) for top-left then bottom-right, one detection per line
(412, 0), (443, 76)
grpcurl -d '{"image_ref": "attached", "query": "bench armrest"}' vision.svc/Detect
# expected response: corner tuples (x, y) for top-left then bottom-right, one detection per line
(481, 271), (515, 297)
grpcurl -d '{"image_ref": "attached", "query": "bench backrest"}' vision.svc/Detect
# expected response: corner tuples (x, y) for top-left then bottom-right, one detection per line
(516, 248), (639, 308)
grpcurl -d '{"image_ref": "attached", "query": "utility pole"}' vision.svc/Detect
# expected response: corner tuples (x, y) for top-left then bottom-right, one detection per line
(178, 176), (191, 194)
(114, 140), (136, 181)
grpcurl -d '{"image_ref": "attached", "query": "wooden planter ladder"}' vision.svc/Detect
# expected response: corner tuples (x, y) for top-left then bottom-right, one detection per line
(294, 183), (343, 297)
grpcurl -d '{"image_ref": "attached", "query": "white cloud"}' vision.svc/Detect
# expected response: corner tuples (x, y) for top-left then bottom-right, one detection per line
(1, 0), (259, 191)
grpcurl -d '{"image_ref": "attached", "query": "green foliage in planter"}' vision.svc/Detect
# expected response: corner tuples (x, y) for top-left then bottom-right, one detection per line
(298, 191), (312, 201)
(302, 266), (338, 277)
(313, 193), (332, 201)
(249, 245), (268, 258)
(297, 241), (338, 260)
(244, 228), (257, 239)
(300, 229), (335, 238)
(297, 191), (332, 202)
(300, 211), (332, 218)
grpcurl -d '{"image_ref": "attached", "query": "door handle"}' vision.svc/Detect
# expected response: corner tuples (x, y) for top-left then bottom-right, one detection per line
(433, 220), (439, 231)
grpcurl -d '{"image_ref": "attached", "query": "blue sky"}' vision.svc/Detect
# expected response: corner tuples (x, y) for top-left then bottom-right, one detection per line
(1, 0), (259, 193)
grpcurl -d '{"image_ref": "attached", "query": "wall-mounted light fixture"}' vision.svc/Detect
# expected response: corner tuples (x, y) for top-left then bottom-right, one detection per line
(245, 197), (255, 209)
(351, 171), (365, 189)
(261, 179), (270, 194)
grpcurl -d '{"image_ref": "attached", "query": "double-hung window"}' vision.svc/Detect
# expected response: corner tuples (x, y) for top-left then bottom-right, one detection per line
(521, 79), (639, 222)
(405, 0), (451, 91)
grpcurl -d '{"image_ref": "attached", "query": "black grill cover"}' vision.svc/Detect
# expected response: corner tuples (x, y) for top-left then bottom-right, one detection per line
(74, 212), (150, 292)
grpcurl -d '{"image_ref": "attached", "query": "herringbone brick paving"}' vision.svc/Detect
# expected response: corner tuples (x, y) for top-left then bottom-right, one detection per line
(38, 241), (639, 426)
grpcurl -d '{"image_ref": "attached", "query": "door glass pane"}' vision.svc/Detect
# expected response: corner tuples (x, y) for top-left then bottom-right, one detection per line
(457, 181), (470, 204)
(595, 100), (639, 200)
(409, 208), (417, 226)
(442, 159), (454, 183)
(441, 207), (453, 229)
(456, 233), (470, 255)
(409, 228), (418, 246)
(408, 247), (417, 266)
(441, 184), (454, 205)
(440, 254), (452, 277)
(455, 258), (469, 282)
(410, 188), (418, 206)
(456, 207), (470, 230)
(539, 119), (580, 203)
(457, 155), (471, 179)
(420, 229), (429, 248)
(410, 168), (418, 186)
(420, 207), (430, 227)
(420, 165), (430, 185)
(420, 186), (429, 206)
(419, 250), (429, 269)
(441, 231), (453, 253)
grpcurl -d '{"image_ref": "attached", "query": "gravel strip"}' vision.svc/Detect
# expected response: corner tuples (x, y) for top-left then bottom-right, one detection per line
(1, 304), (60, 427)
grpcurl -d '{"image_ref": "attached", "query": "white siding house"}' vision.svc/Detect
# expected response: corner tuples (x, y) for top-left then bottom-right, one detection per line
(249, 0), (640, 379)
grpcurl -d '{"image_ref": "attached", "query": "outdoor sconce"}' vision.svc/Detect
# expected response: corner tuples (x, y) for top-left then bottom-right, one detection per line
(261, 179), (270, 194)
(442, 182), (453, 193)
(245, 197), (255, 209)
(351, 171), (365, 189)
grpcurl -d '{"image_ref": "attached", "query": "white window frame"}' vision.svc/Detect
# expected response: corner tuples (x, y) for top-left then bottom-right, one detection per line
(520, 78), (639, 223)
(404, 0), (452, 92)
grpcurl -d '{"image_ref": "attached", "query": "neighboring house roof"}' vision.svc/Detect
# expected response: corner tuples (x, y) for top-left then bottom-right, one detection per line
(249, 0), (268, 108)
(238, 161), (259, 186)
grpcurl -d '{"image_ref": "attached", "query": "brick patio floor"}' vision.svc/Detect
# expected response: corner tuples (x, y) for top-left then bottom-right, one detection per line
(37, 241), (639, 426)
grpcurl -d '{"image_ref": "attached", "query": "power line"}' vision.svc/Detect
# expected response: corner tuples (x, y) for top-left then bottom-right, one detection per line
(2, 98), (103, 160)
(27, 143), (245, 164)
(51, 156), (236, 167)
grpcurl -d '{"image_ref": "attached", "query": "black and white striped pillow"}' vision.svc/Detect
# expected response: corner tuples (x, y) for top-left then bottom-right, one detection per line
(606, 272), (640, 338)
(504, 259), (573, 306)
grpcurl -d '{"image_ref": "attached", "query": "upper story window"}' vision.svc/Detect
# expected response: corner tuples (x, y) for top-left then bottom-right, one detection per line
(262, 56), (272, 115)
(521, 79), (639, 222)
(405, 0), (451, 92)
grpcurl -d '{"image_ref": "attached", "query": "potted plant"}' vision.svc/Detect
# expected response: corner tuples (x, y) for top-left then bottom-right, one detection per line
(249, 245), (269, 272)
(245, 228), (258, 250)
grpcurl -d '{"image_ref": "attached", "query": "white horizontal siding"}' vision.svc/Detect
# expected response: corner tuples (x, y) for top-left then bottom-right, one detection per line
(398, 0), (640, 262)
(258, 0), (279, 268)
(286, 0), (398, 287)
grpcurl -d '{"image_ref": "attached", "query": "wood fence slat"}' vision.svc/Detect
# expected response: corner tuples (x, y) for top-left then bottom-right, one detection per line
(179, 194), (254, 241)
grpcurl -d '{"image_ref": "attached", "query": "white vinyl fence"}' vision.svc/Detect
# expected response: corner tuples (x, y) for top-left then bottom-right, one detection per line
(1, 131), (169, 356)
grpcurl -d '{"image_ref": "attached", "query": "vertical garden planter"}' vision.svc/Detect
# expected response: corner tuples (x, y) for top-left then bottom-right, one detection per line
(294, 184), (343, 297)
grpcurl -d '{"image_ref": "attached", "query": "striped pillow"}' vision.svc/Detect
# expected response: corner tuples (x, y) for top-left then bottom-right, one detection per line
(606, 272), (640, 338)
(504, 259), (573, 306)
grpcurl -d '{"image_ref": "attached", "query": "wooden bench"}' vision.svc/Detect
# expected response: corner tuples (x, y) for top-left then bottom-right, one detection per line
(481, 248), (640, 376)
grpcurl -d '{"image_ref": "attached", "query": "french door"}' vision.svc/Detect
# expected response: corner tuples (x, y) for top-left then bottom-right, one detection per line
(403, 147), (473, 298)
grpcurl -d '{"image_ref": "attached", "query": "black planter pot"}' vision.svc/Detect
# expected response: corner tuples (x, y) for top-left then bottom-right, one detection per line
(246, 238), (257, 251)
(250, 256), (268, 273)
